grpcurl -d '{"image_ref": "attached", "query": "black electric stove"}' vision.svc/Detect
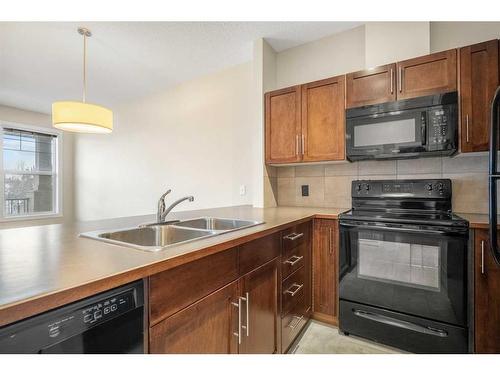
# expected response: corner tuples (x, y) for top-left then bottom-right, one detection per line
(338, 179), (470, 354)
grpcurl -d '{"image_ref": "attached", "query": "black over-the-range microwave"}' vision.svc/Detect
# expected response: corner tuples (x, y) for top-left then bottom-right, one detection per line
(345, 92), (458, 161)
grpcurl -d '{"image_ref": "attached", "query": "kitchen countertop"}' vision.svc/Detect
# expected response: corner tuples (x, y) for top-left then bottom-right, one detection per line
(456, 212), (493, 229)
(0, 205), (346, 327)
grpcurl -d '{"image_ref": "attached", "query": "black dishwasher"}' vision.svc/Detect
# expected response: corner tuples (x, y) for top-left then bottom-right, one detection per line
(0, 280), (144, 354)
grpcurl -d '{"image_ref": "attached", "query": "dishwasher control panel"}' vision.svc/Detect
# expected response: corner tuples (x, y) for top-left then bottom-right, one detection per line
(81, 291), (135, 326)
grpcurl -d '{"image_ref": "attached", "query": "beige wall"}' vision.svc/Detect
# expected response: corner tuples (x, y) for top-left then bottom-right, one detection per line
(430, 22), (500, 52)
(0, 104), (74, 228)
(74, 62), (256, 221)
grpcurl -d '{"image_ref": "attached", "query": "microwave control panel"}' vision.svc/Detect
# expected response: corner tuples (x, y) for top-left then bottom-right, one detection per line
(427, 107), (452, 149)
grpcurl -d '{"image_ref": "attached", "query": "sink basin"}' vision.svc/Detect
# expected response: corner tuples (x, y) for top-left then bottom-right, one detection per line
(173, 217), (262, 231)
(81, 225), (217, 252)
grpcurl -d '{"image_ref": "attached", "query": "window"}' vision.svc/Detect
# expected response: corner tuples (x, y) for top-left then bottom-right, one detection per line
(0, 123), (62, 220)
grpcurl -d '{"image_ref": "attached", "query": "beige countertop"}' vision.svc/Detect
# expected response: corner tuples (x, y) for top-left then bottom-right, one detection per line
(0, 205), (346, 326)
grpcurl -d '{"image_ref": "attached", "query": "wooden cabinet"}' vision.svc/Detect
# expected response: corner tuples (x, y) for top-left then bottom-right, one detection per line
(460, 40), (499, 153)
(474, 229), (500, 353)
(312, 219), (338, 325)
(149, 281), (239, 354)
(397, 49), (457, 100)
(346, 63), (396, 108)
(239, 259), (280, 354)
(301, 76), (346, 162)
(265, 86), (302, 164)
(265, 76), (345, 164)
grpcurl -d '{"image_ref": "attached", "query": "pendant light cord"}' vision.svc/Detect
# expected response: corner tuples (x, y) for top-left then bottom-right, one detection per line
(83, 31), (87, 103)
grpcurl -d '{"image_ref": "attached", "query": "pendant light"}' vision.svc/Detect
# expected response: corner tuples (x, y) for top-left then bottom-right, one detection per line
(52, 27), (113, 133)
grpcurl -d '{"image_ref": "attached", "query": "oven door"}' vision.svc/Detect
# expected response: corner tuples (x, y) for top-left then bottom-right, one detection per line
(339, 220), (468, 326)
(346, 109), (427, 160)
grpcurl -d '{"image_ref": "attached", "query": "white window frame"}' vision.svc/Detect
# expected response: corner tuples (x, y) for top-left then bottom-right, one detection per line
(0, 121), (63, 222)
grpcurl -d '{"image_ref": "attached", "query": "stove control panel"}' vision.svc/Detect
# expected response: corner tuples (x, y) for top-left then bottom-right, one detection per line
(352, 179), (451, 199)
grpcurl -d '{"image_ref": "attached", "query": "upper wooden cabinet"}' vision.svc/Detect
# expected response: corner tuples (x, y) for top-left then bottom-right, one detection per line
(474, 229), (500, 354)
(397, 49), (457, 100)
(302, 76), (346, 162)
(460, 40), (499, 153)
(346, 63), (396, 108)
(265, 76), (345, 164)
(265, 86), (302, 164)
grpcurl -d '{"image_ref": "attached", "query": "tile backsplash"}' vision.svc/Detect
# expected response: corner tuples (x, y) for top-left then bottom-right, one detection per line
(274, 154), (490, 214)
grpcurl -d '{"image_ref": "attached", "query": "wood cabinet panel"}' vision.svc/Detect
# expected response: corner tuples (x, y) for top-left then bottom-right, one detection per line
(149, 248), (238, 326)
(282, 241), (307, 280)
(474, 229), (500, 353)
(397, 49), (457, 100)
(239, 259), (280, 354)
(239, 232), (281, 276)
(282, 221), (311, 253)
(460, 40), (499, 152)
(346, 63), (396, 108)
(265, 86), (302, 164)
(302, 76), (346, 161)
(149, 281), (239, 354)
(312, 219), (338, 325)
(282, 266), (306, 317)
(281, 292), (310, 353)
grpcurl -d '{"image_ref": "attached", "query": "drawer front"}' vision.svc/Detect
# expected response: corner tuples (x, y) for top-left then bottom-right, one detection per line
(239, 232), (281, 276)
(149, 248), (239, 326)
(281, 241), (307, 280)
(282, 221), (310, 253)
(282, 266), (306, 317)
(281, 293), (310, 353)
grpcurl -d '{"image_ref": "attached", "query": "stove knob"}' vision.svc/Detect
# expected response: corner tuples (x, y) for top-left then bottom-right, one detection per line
(356, 184), (362, 192)
(425, 183), (433, 191)
(436, 182), (444, 191)
(365, 184), (370, 191)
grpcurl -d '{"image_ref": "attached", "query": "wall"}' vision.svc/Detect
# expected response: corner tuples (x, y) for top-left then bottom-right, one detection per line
(0, 104), (74, 227)
(274, 22), (500, 214)
(74, 62), (256, 221)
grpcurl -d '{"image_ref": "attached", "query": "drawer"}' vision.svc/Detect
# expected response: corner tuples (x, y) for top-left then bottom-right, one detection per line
(239, 232), (281, 276)
(281, 293), (311, 353)
(282, 221), (310, 253)
(282, 266), (306, 317)
(149, 247), (238, 326)
(281, 241), (307, 280)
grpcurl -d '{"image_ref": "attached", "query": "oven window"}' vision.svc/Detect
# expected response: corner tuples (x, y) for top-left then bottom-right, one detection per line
(358, 238), (440, 290)
(354, 118), (416, 147)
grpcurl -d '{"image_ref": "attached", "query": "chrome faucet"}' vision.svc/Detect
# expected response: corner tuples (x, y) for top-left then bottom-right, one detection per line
(156, 190), (194, 223)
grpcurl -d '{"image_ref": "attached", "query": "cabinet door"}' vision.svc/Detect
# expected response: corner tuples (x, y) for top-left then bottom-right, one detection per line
(239, 259), (279, 354)
(149, 281), (239, 354)
(346, 63), (396, 108)
(397, 49), (457, 100)
(265, 86), (302, 164)
(460, 40), (499, 153)
(474, 229), (500, 353)
(312, 219), (338, 325)
(302, 76), (346, 162)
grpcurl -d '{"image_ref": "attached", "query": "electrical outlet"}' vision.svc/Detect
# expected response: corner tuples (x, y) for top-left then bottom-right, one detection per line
(239, 185), (246, 196)
(301, 185), (309, 197)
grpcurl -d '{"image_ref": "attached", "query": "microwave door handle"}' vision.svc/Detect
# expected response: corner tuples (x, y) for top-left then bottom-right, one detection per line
(489, 86), (500, 265)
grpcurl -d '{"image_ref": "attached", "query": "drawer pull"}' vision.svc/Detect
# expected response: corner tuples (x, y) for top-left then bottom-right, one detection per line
(283, 232), (304, 241)
(288, 315), (304, 330)
(283, 255), (304, 266)
(284, 283), (303, 296)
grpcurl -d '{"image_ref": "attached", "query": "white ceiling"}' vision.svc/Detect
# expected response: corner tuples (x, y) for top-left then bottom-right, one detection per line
(0, 22), (363, 114)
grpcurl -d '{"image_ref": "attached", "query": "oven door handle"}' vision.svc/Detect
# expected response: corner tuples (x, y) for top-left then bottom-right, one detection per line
(353, 309), (448, 337)
(340, 221), (466, 235)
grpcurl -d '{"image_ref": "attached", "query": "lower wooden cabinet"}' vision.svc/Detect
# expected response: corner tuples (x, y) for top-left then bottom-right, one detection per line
(312, 219), (338, 325)
(474, 229), (500, 353)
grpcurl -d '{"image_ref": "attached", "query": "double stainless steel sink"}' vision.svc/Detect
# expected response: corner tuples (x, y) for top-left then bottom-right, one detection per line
(80, 217), (264, 252)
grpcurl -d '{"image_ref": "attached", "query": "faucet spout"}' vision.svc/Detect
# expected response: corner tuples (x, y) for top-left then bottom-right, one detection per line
(160, 195), (195, 222)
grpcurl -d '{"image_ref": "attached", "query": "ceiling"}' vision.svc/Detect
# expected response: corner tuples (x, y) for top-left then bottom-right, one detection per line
(0, 22), (363, 114)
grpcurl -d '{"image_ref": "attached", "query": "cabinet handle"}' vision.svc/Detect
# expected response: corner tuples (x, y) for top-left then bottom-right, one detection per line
(240, 292), (249, 337)
(481, 240), (485, 275)
(301, 134), (305, 155)
(390, 68), (394, 94)
(329, 227), (333, 255)
(466, 114), (470, 143)
(288, 315), (304, 330)
(284, 283), (304, 296)
(283, 255), (304, 266)
(295, 135), (299, 156)
(398, 66), (403, 93)
(231, 298), (242, 345)
(283, 232), (304, 241)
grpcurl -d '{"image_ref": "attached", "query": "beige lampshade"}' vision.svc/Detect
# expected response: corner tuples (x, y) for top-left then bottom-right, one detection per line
(52, 101), (113, 133)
